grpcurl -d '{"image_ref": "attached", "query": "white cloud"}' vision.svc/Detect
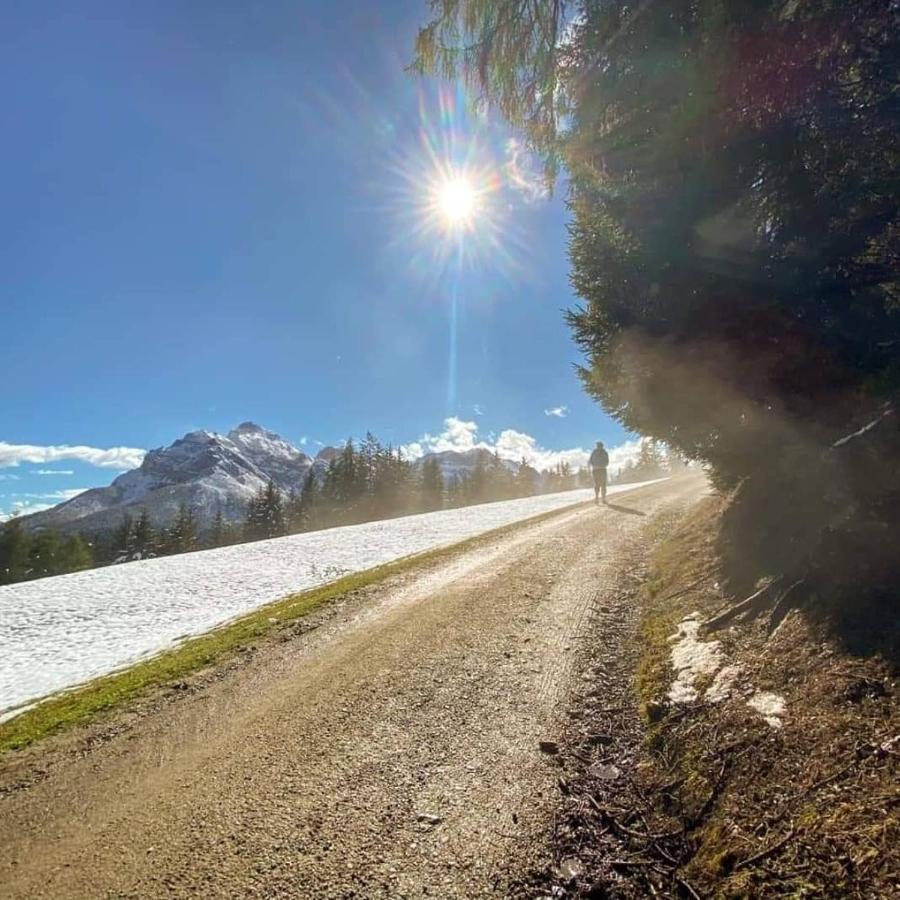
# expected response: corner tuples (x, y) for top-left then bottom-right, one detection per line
(504, 138), (550, 202)
(299, 436), (308, 446)
(0, 473), (19, 481)
(544, 405), (569, 418)
(10, 489), (89, 502)
(606, 437), (645, 473)
(402, 417), (643, 474)
(33, 469), (74, 476)
(0, 488), (90, 522)
(473, 404), (485, 417)
(0, 442), (145, 470)
(0, 501), (53, 522)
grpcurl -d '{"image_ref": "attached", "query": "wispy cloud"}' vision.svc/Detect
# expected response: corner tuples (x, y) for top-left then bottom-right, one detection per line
(504, 138), (550, 203)
(0, 473), (19, 481)
(0, 442), (145, 470)
(473, 404), (485, 417)
(0, 488), (90, 522)
(0, 501), (54, 521)
(10, 489), (90, 502)
(32, 469), (74, 476)
(402, 417), (643, 474)
(544, 405), (569, 418)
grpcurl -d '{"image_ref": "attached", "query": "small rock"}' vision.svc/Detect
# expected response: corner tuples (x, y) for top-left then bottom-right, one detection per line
(588, 733), (613, 746)
(590, 763), (621, 780)
(539, 740), (560, 755)
(416, 813), (442, 826)
(559, 857), (583, 881)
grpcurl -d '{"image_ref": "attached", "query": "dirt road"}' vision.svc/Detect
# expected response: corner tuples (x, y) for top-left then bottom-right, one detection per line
(0, 477), (706, 898)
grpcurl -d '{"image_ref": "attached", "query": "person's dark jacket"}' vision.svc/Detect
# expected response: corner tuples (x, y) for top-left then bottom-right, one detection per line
(589, 447), (609, 468)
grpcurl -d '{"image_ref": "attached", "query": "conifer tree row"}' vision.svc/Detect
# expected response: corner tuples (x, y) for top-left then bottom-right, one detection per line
(0, 430), (620, 584)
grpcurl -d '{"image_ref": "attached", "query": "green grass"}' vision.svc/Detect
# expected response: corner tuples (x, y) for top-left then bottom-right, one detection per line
(0, 499), (594, 755)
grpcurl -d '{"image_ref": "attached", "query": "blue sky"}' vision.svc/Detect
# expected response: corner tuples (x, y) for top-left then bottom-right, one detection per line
(1, 1), (629, 517)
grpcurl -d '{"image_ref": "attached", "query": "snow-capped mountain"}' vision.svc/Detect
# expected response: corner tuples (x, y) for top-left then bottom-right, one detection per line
(18, 424), (531, 536)
(20, 423), (326, 535)
(418, 447), (520, 482)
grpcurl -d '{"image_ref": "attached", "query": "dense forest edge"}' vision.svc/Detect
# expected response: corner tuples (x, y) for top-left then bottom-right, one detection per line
(0, 433), (682, 586)
(414, 0), (900, 662)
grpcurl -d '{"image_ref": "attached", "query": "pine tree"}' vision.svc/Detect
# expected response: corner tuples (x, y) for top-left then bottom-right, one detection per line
(208, 505), (226, 547)
(635, 441), (666, 480)
(297, 469), (319, 531)
(514, 458), (539, 497)
(132, 509), (155, 558)
(113, 514), (134, 561)
(166, 504), (198, 554)
(0, 518), (30, 584)
(261, 481), (286, 538)
(244, 488), (265, 542)
(244, 482), (286, 541)
(58, 534), (93, 573)
(466, 455), (489, 505)
(446, 473), (469, 509)
(420, 457), (444, 511)
(27, 530), (63, 579)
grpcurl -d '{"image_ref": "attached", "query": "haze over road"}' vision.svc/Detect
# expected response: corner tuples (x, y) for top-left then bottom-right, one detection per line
(0, 476), (706, 898)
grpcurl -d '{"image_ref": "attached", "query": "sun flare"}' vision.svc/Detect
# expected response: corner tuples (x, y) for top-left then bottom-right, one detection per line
(435, 176), (478, 227)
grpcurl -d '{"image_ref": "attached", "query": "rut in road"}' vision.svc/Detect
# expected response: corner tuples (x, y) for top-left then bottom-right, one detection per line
(0, 477), (706, 899)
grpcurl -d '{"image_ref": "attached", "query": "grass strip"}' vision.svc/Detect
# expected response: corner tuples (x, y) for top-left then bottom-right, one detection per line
(1, 498), (594, 755)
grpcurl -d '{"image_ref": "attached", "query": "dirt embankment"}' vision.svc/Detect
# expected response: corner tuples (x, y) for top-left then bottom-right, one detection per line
(529, 496), (899, 898)
(0, 477), (705, 899)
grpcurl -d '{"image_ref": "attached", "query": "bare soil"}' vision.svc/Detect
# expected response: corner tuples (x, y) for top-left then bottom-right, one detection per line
(0, 477), (706, 899)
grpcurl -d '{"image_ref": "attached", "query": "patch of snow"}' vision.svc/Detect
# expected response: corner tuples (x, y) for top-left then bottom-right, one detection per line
(0, 482), (658, 715)
(667, 614), (725, 703)
(747, 691), (786, 728)
(705, 664), (743, 703)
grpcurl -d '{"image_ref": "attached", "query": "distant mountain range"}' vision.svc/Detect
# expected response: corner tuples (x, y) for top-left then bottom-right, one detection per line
(19, 422), (523, 535)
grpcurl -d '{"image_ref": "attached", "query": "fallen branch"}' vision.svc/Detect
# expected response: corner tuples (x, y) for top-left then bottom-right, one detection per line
(735, 829), (796, 871)
(767, 580), (807, 634)
(700, 578), (782, 634)
(671, 871), (704, 900)
(688, 757), (729, 829)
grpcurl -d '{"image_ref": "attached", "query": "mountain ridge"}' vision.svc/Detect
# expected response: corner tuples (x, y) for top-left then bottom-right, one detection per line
(18, 423), (534, 535)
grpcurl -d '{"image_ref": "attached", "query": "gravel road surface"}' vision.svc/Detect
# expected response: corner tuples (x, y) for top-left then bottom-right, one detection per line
(0, 476), (706, 898)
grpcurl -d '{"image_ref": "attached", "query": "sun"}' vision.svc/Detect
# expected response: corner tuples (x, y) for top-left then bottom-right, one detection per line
(435, 175), (478, 228)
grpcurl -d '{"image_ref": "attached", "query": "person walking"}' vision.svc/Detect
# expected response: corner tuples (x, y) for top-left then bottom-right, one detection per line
(589, 440), (609, 504)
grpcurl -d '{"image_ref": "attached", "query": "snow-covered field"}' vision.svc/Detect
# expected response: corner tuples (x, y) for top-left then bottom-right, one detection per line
(0, 482), (656, 715)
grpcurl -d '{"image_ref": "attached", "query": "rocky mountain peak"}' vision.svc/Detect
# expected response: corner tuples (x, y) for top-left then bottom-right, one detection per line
(20, 422), (318, 535)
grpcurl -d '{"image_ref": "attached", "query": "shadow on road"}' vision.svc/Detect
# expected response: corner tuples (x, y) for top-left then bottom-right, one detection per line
(604, 502), (646, 517)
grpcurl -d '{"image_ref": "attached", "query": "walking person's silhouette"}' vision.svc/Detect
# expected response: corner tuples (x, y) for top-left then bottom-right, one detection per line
(589, 441), (609, 504)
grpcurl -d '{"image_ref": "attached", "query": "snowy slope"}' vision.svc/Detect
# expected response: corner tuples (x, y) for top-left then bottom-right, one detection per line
(0, 482), (659, 715)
